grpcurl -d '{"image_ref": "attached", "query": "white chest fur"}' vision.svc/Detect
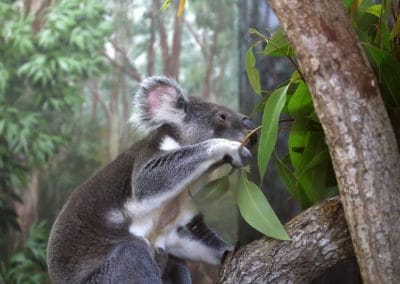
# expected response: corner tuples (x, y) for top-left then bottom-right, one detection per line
(125, 193), (197, 250)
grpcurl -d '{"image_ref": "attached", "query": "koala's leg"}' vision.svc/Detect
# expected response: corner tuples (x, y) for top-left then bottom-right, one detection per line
(164, 214), (232, 265)
(85, 239), (162, 284)
(133, 138), (251, 212)
(162, 256), (192, 284)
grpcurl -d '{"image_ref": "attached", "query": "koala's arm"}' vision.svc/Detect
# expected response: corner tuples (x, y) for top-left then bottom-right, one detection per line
(134, 138), (251, 206)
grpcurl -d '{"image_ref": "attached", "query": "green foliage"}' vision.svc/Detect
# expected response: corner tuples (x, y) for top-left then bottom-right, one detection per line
(0, 222), (50, 284)
(258, 85), (288, 178)
(239, 0), (400, 237)
(346, 0), (400, 139)
(38, 116), (103, 225)
(194, 175), (230, 203)
(237, 173), (290, 240)
(0, 0), (111, 235)
(245, 47), (261, 95)
(263, 28), (294, 57)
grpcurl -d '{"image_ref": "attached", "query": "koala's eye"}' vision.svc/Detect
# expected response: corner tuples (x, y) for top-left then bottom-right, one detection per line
(218, 113), (227, 121)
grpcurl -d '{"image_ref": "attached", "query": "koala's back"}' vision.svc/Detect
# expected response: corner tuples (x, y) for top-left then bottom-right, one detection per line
(47, 140), (154, 283)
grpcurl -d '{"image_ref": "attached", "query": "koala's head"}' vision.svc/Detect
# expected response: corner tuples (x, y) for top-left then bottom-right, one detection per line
(130, 76), (257, 146)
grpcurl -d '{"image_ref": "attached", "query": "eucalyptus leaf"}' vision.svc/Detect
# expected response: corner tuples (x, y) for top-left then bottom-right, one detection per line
(194, 175), (230, 203)
(296, 132), (329, 203)
(288, 118), (309, 172)
(264, 28), (294, 57)
(274, 152), (300, 200)
(391, 16), (400, 39)
(299, 158), (328, 203)
(364, 5), (381, 17)
(258, 85), (288, 178)
(287, 81), (313, 117)
(237, 174), (290, 240)
(363, 44), (400, 106)
(297, 149), (330, 179)
(245, 47), (261, 95)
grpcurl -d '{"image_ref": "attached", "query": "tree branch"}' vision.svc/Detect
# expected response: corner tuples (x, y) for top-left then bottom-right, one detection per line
(184, 19), (208, 58)
(218, 197), (354, 283)
(100, 50), (141, 82)
(109, 41), (142, 82)
(88, 80), (111, 122)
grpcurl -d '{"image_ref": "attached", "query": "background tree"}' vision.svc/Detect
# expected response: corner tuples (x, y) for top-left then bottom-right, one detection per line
(0, 0), (111, 281)
(1, 0), (241, 282)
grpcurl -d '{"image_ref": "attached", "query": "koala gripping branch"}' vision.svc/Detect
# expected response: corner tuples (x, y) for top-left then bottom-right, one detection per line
(217, 197), (354, 283)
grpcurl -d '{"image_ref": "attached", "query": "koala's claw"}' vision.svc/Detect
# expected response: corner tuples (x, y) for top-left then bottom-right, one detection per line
(241, 147), (252, 165)
(208, 139), (252, 168)
(230, 146), (252, 168)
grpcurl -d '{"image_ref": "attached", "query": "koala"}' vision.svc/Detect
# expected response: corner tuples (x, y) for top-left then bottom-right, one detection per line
(47, 76), (256, 283)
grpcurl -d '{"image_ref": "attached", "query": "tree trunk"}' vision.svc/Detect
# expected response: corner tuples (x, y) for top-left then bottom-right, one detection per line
(14, 169), (40, 237)
(155, 0), (183, 79)
(168, 6), (183, 79)
(218, 197), (354, 283)
(268, 0), (400, 282)
(147, 0), (157, 76)
(108, 73), (121, 160)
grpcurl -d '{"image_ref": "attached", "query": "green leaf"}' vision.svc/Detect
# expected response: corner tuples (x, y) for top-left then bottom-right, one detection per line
(299, 159), (328, 203)
(390, 16), (400, 40)
(161, 0), (172, 10)
(288, 118), (309, 171)
(365, 5), (381, 17)
(363, 44), (400, 106)
(290, 70), (301, 83)
(296, 131), (325, 171)
(237, 174), (290, 240)
(245, 47), (261, 95)
(274, 152), (299, 200)
(342, 0), (353, 9)
(287, 81), (313, 117)
(297, 149), (330, 179)
(306, 111), (320, 123)
(264, 28), (294, 57)
(258, 85), (288, 178)
(194, 175), (230, 202)
(296, 132), (329, 203)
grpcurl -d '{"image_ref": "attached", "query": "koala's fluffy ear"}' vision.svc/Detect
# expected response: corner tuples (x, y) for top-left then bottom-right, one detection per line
(130, 76), (188, 135)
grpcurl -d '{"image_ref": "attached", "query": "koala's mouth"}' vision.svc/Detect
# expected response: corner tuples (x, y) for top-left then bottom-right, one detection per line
(248, 131), (258, 146)
(247, 131), (258, 147)
(242, 130), (258, 149)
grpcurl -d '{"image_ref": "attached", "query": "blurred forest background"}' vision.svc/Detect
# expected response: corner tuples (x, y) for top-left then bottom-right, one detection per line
(0, 0), (296, 282)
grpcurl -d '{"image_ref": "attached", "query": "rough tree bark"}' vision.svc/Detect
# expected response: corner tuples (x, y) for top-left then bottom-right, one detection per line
(266, 0), (400, 283)
(218, 197), (354, 283)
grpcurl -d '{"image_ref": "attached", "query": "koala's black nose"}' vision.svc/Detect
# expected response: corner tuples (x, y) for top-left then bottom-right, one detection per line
(242, 117), (255, 130)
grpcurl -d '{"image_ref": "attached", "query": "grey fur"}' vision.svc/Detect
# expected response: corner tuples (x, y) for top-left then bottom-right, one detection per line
(47, 76), (256, 283)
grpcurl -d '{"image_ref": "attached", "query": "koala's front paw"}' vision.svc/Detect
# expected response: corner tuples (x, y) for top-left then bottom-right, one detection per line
(210, 139), (252, 168)
(228, 146), (252, 168)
